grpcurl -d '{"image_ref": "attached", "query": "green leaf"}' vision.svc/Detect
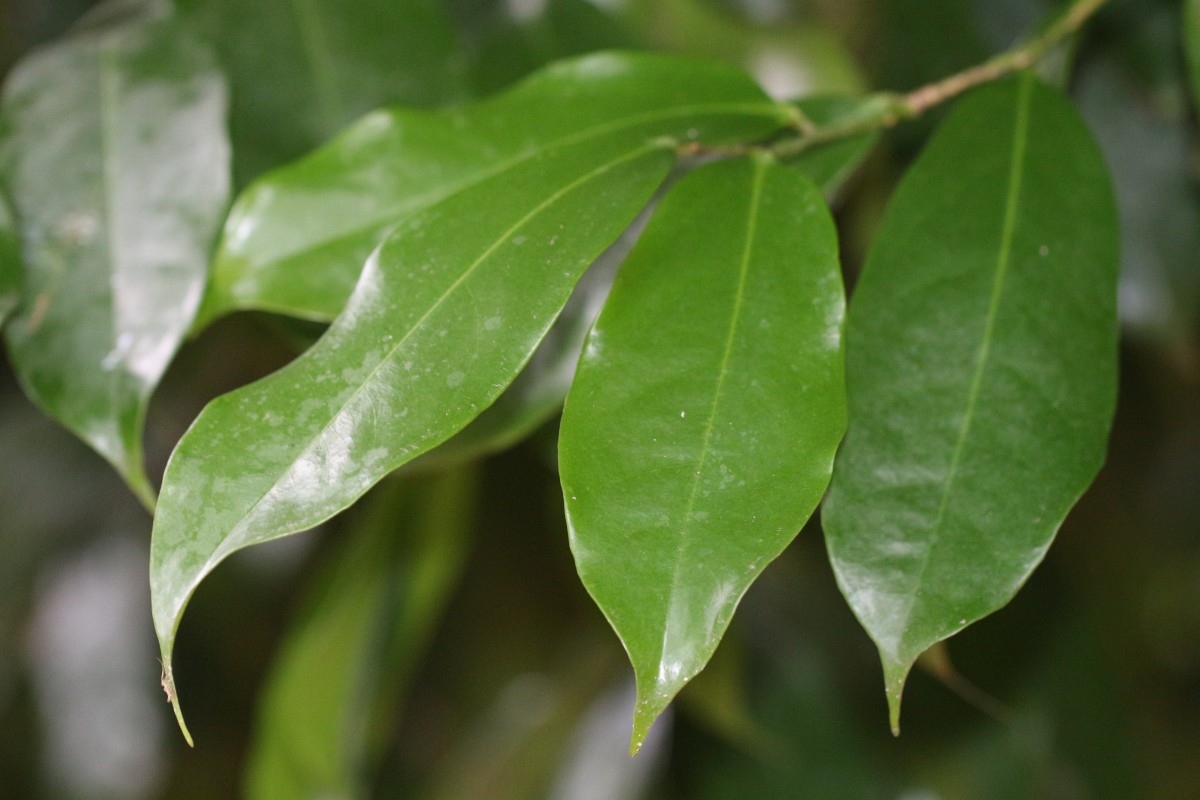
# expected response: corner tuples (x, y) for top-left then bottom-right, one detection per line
(178, 0), (464, 183)
(559, 156), (846, 752)
(821, 73), (1120, 732)
(197, 52), (790, 328)
(407, 229), (632, 472)
(246, 468), (477, 800)
(153, 60), (791, 740)
(0, 2), (230, 509)
(787, 94), (880, 202)
(0, 194), (19, 325)
(1184, 0), (1200, 114)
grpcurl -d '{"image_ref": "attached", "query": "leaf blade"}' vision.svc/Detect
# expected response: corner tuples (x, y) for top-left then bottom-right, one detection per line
(821, 74), (1120, 730)
(245, 468), (477, 799)
(0, 6), (230, 507)
(152, 139), (684, 735)
(197, 52), (790, 327)
(559, 157), (846, 751)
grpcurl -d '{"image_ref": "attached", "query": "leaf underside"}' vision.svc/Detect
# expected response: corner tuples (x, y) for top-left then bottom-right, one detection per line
(559, 156), (846, 752)
(821, 73), (1120, 732)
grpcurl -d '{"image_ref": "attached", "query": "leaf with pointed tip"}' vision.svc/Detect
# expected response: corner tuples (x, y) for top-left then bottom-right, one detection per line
(0, 195), (19, 325)
(821, 74), (1119, 733)
(0, 4), (230, 509)
(196, 52), (791, 328)
(559, 156), (846, 752)
(152, 66), (792, 739)
(177, 0), (464, 182)
(246, 468), (477, 800)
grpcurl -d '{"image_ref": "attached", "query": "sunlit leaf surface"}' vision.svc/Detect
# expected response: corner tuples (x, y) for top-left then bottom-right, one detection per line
(0, 3), (229, 508)
(822, 74), (1119, 731)
(246, 469), (477, 799)
(152, 54), (794, 740)
(560, 156), (846, 751)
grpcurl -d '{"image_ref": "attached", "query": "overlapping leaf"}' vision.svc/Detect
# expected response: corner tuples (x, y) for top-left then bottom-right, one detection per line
(0, 2), (230, 508)
(246, 469), (477, 799)
(177, 0), (463, 182)
(559, 156), (846, 752)
(822, 74), (1120, 731)
(152, 55), (795, 740)
(196, 52), (794, 327)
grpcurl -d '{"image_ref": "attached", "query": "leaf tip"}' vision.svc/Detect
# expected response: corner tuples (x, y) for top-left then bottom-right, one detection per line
(160, 662), (194, 747)
(881, 652), (913, 737)
(629, 685), (671, 756)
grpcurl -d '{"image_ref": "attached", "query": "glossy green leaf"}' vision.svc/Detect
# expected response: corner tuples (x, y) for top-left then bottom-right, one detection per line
(559, 156), (846, 752)
(0, 2), (230, 509)
(0, 195), (19, 325)
(788, 94), (880, 202)
(246, 468), (477, 800)
(196, 52), (792, 328)
(153, 60), (792, 740)
(177, 0), (464, 183)
(822, 73), (1120, 732)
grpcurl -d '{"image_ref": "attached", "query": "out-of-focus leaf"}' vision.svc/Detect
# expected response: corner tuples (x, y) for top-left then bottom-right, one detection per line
(246, 467), (478, 800)
(177, 0), (464, 183)
(1186, 0), (1200, 110)
(0, 1), (230, 509)
(822, 74), (1119, 731)
(468, 0), (634, 94)
(197, 53), (791, 328)
(153, 55), (793, 742)
(0, 194), (19, 324)
(1076, 58), (1200, 353)
(559, 156), (846, 751)
(788, 94), (880, 201)
(627, 0), (865, 99)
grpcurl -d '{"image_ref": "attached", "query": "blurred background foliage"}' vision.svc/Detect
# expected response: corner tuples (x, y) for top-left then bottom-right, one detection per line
(1, 0), (1198, 797)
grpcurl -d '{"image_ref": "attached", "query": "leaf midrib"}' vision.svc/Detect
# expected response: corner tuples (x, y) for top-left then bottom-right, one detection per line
(892, 75), (1034, 658)
(202, 141), (668, 579)
(229, 100), (785, 279)
(656, 159), (765, 686)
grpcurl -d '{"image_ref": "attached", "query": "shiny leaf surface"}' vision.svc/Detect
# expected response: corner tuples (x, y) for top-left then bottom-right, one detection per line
(559, 156), (846, 752)
(821, 74), (1119, 731)
(246, 468), (477, 799)
(152, 63), (792, 737)
(197, 52), (791, 327)
(0, 3), (230, 508)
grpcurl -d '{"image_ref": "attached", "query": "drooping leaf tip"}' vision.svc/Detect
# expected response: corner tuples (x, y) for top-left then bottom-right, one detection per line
(881, 653), (913, 737)
(160, 665), (194, 747)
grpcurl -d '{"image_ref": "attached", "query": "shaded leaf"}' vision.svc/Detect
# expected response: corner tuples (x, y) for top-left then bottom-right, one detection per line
(153, 59), (792, 739)
(559, 156), (846, 751)
(467, 0), (635, 94)
(246, 468), (478, 800)
(788, 94), (880, 202)
(821, 74), (1120, 731)
(0, 194), (19, 325)
(197, 52), (790, 328)
(1187, 0), (1200, 113)
(178, 0), (464, 183)
(0, 1), (230, 509)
